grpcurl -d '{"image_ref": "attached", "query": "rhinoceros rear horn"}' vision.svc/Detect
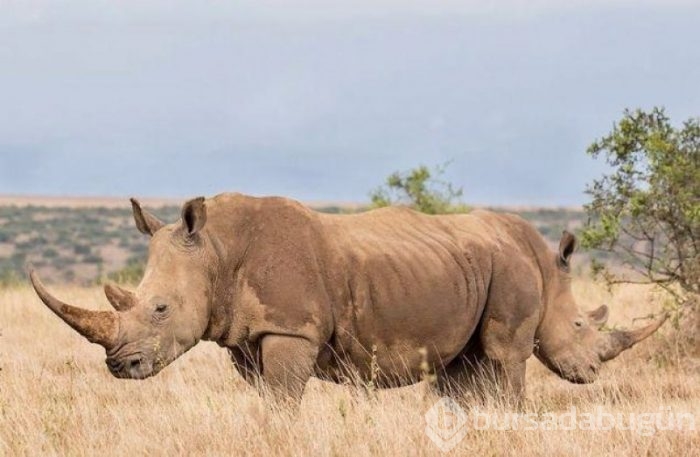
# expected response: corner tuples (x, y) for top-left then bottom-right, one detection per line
(104, 282), (136, 312)
(598, 313), (668, 362)
(29, 270), (118, 349)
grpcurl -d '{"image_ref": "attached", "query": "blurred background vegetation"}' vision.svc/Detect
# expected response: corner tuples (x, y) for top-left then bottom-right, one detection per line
(0, 201), (589, 287)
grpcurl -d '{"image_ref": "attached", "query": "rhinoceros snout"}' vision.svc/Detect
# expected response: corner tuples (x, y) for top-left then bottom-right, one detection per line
(544, 358), (601, 385)
(561, 366), (599, 385)
(106, 355), (153, 379)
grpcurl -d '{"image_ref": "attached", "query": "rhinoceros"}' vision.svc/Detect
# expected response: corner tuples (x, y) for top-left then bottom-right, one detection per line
(29, 193), (667, 403)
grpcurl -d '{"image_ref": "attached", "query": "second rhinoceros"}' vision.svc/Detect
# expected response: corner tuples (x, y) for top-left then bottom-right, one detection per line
(30, 193), (666, 403)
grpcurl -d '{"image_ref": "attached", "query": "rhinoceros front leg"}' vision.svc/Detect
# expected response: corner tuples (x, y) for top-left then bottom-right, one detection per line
(229, 342), (262, 388)
(434, 351), (528, 408)
(435, 308), (538, 407)
(260, 334), (318, 405)
(484, 358), (527, 406)
(479, 312), (538, 407)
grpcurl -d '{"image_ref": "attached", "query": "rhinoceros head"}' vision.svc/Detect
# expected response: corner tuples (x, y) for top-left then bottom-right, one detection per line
(30, 197), (215, 379)
(533, 231), (667, 384)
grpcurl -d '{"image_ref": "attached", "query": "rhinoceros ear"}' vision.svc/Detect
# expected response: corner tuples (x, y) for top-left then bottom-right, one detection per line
(587, 304), (609, 329)
(558, 230), (576, 270)
(130, 198), (164, 236)
(181, 197), (207, 237)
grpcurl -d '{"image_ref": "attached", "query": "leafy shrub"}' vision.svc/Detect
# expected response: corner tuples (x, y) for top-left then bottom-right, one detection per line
(370, 163), (468, 214)
(107, 260), (145, 285)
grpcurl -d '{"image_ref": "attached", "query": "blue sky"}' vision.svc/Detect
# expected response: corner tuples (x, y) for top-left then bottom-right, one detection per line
(0, 0), (698, 206)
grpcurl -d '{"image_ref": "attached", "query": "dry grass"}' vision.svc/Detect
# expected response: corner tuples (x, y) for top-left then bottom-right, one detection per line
(0, 279), (698, 456)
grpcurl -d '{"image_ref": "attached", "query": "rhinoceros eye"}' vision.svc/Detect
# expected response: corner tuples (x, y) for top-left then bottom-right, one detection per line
(155, 304), (169, 314)
(574, 319), (585, 328)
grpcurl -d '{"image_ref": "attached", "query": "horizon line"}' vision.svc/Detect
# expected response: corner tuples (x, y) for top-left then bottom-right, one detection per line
(0, 193), (585, 211)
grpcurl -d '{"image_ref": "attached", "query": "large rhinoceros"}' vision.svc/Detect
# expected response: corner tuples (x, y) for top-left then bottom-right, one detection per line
(30, 193), (667, 403)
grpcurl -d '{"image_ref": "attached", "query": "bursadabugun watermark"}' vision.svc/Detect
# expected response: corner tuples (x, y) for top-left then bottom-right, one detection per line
(425, 397), (696, 452)
(424, 397), (470, 452)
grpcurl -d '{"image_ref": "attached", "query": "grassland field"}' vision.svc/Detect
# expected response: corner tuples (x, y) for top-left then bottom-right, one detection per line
(0, 202), (697, 456)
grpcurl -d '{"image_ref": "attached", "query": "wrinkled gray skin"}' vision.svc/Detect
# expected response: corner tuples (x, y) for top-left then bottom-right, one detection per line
(30, 193), (667, 404)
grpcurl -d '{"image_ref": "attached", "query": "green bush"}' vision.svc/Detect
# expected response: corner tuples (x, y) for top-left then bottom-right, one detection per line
(581, 108), (699, 311)
(370, 163), (468, 214)
(0, 268), (22, 288)
(83, 254), (102, 265)
(74, 245), (92, 255)
(107, 260), (145, 285)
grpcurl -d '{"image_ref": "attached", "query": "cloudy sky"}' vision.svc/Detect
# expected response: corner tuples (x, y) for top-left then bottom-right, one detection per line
(0, 0), (698, 205)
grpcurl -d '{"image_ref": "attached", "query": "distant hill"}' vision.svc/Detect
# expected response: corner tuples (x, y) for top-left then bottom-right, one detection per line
(0, 197), (595, 285)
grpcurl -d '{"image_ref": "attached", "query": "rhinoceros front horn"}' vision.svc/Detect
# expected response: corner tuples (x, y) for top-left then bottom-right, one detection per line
(29, 270), (118, 349)
(598, 313), (668, 362)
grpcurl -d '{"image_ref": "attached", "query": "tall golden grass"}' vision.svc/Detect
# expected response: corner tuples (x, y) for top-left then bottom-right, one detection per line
(0, 279), (697, 456)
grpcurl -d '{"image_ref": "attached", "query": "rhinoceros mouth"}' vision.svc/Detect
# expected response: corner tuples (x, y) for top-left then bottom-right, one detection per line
(537, 355), (600, 385)
(564, 371), (598, 385)
(106, 354), (156, 379)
